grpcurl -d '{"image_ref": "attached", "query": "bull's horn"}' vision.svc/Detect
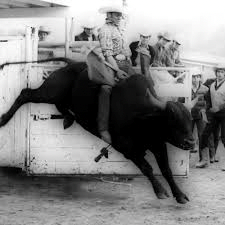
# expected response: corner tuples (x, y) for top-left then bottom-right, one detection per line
(146, 88), (166, 110)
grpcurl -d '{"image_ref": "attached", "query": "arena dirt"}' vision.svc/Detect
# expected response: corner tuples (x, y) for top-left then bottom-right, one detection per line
(1, 146), (225, 225)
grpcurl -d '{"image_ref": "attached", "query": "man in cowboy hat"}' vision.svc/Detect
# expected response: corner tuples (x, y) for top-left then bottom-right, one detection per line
(129, 31), (155, 67)
(196, 64), (225, 168)
(152, 31), (171, 67)
(38, 26), (53, 60)
(75, 23), (98, 41)
(38, 26), (51, 42)
(150, 32), (185, 87)
(189, 68), (208, 153)
(165, 35), (184, 77)
(86, 3), (134, 144)
(166, 36), (183, 68)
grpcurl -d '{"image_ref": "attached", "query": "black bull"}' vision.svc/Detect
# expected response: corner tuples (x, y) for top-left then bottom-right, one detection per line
(0, 59), (194, 204)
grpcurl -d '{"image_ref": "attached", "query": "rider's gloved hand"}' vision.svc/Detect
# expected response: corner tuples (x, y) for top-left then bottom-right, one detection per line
(116, 69), (128, 80)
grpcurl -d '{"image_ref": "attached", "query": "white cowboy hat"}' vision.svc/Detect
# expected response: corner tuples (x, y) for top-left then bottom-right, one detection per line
(172, 36), (181, 45)
(191, 67), (202, 76)
(39, 26), (51, 34)
(214, 63), (225, 72)
(157, 32), (172, 41)
(81, 21), (96, 29)
(99, 4), (125, 14)
(139, 31), (151, 37)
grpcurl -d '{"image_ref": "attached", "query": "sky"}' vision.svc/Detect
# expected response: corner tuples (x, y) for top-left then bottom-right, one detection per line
(69, 0), (225, 57)
(0, 0), (225, 58)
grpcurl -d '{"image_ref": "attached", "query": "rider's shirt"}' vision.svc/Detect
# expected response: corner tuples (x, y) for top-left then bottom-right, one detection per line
(98, 20), (126, 58)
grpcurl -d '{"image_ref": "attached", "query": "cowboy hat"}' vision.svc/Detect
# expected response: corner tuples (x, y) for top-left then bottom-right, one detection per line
(99, 4), (125, 14)
(157, 32), (172, 41)
(191, 67), (202, 76)
(39, 26), (51, 34)
(213, 63), (225, 72)
(81, 21), (96, 29)
(139, 31), (151, 37)
(172, 35), (181, 45)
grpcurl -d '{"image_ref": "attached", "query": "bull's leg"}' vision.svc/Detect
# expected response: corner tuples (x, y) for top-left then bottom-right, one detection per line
(153, 143), (189, 204)
(55, 104), (75, 129)
(131, 156), (170, 199)
(0, 88), (52, 127)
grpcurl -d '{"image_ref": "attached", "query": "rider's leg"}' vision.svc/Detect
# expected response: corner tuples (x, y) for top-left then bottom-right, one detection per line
(98, 85), (112, 144)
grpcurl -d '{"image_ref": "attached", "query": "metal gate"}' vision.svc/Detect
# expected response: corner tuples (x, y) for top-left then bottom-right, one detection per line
(0, 36), (28, 169)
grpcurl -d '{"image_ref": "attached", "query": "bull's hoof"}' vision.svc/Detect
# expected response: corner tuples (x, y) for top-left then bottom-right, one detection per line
(175, 194), (189, 204)
(156, 192), (170, 199)
(155, 187), (170, 199)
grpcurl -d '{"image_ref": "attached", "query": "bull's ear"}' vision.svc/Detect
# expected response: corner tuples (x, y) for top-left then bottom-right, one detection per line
(146, 88), (166, 110)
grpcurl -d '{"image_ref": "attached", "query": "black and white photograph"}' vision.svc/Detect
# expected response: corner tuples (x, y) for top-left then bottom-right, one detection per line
(0, 0), (225, 224)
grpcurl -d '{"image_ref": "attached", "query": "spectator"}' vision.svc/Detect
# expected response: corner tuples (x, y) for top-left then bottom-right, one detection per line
(38, 26), (51, 42)
(152, 31), (171, 67)
(75, 23), (98, 41)
(196, 64), (225, 168)
(190, 68), (208, 157)
(166, 36), (183, 68)
(151, 32), (183, 86)
(166, 36), (184, 77)
(129, 32), (155, 67)
(203, 77), (220, 163)
(38, 26), (53, 60)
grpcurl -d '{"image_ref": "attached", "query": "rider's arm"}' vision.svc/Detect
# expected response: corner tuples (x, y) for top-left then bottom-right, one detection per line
(105, 55), (120, 72)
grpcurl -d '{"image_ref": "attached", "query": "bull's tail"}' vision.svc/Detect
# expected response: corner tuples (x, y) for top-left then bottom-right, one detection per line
(0, 57), (74, 70)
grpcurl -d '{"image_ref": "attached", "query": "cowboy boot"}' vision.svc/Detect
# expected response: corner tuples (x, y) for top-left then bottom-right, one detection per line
(209, 147), (215, 163)
(196, 147), (209, 168)
(215, 154), (220, 163)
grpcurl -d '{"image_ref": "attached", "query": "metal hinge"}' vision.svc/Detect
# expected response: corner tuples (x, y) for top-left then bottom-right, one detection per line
(32, 114), (51, 121)
(31, 114), (63, 121)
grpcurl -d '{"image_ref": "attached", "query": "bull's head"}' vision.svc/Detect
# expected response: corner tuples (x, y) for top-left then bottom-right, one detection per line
(164, 101), (195, 150)
(146, 89), (194, 150)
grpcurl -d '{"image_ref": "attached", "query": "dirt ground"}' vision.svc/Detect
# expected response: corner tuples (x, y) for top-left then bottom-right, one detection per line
(1, 145), (225, 225)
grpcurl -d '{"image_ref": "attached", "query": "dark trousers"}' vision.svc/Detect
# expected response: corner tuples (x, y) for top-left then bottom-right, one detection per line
(200, 112), (225, 150)
(192, 118), (206, 149)
(86, 51), (134, 133)
(98, 60), (134, 132)
(208, 126), (220, 154)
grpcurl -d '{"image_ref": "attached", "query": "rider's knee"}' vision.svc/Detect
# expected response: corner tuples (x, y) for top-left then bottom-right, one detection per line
(101, 85), (112, 93)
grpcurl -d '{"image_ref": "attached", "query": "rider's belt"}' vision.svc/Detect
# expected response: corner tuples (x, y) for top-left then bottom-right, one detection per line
(114, 54), (127, 61)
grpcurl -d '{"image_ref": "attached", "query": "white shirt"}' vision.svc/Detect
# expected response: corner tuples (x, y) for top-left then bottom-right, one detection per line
(210, 79), (225, 111)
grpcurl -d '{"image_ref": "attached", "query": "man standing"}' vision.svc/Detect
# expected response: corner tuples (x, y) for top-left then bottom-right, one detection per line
(196, 64), (225, 168)
(129, 32), (155, 67)
(86, 4), (134, 144)
(190, 68), (208, 155)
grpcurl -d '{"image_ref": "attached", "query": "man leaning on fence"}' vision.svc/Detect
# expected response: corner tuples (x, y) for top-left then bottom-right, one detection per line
(75, 22), (98, 41)
(151, 32), (183, 85)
